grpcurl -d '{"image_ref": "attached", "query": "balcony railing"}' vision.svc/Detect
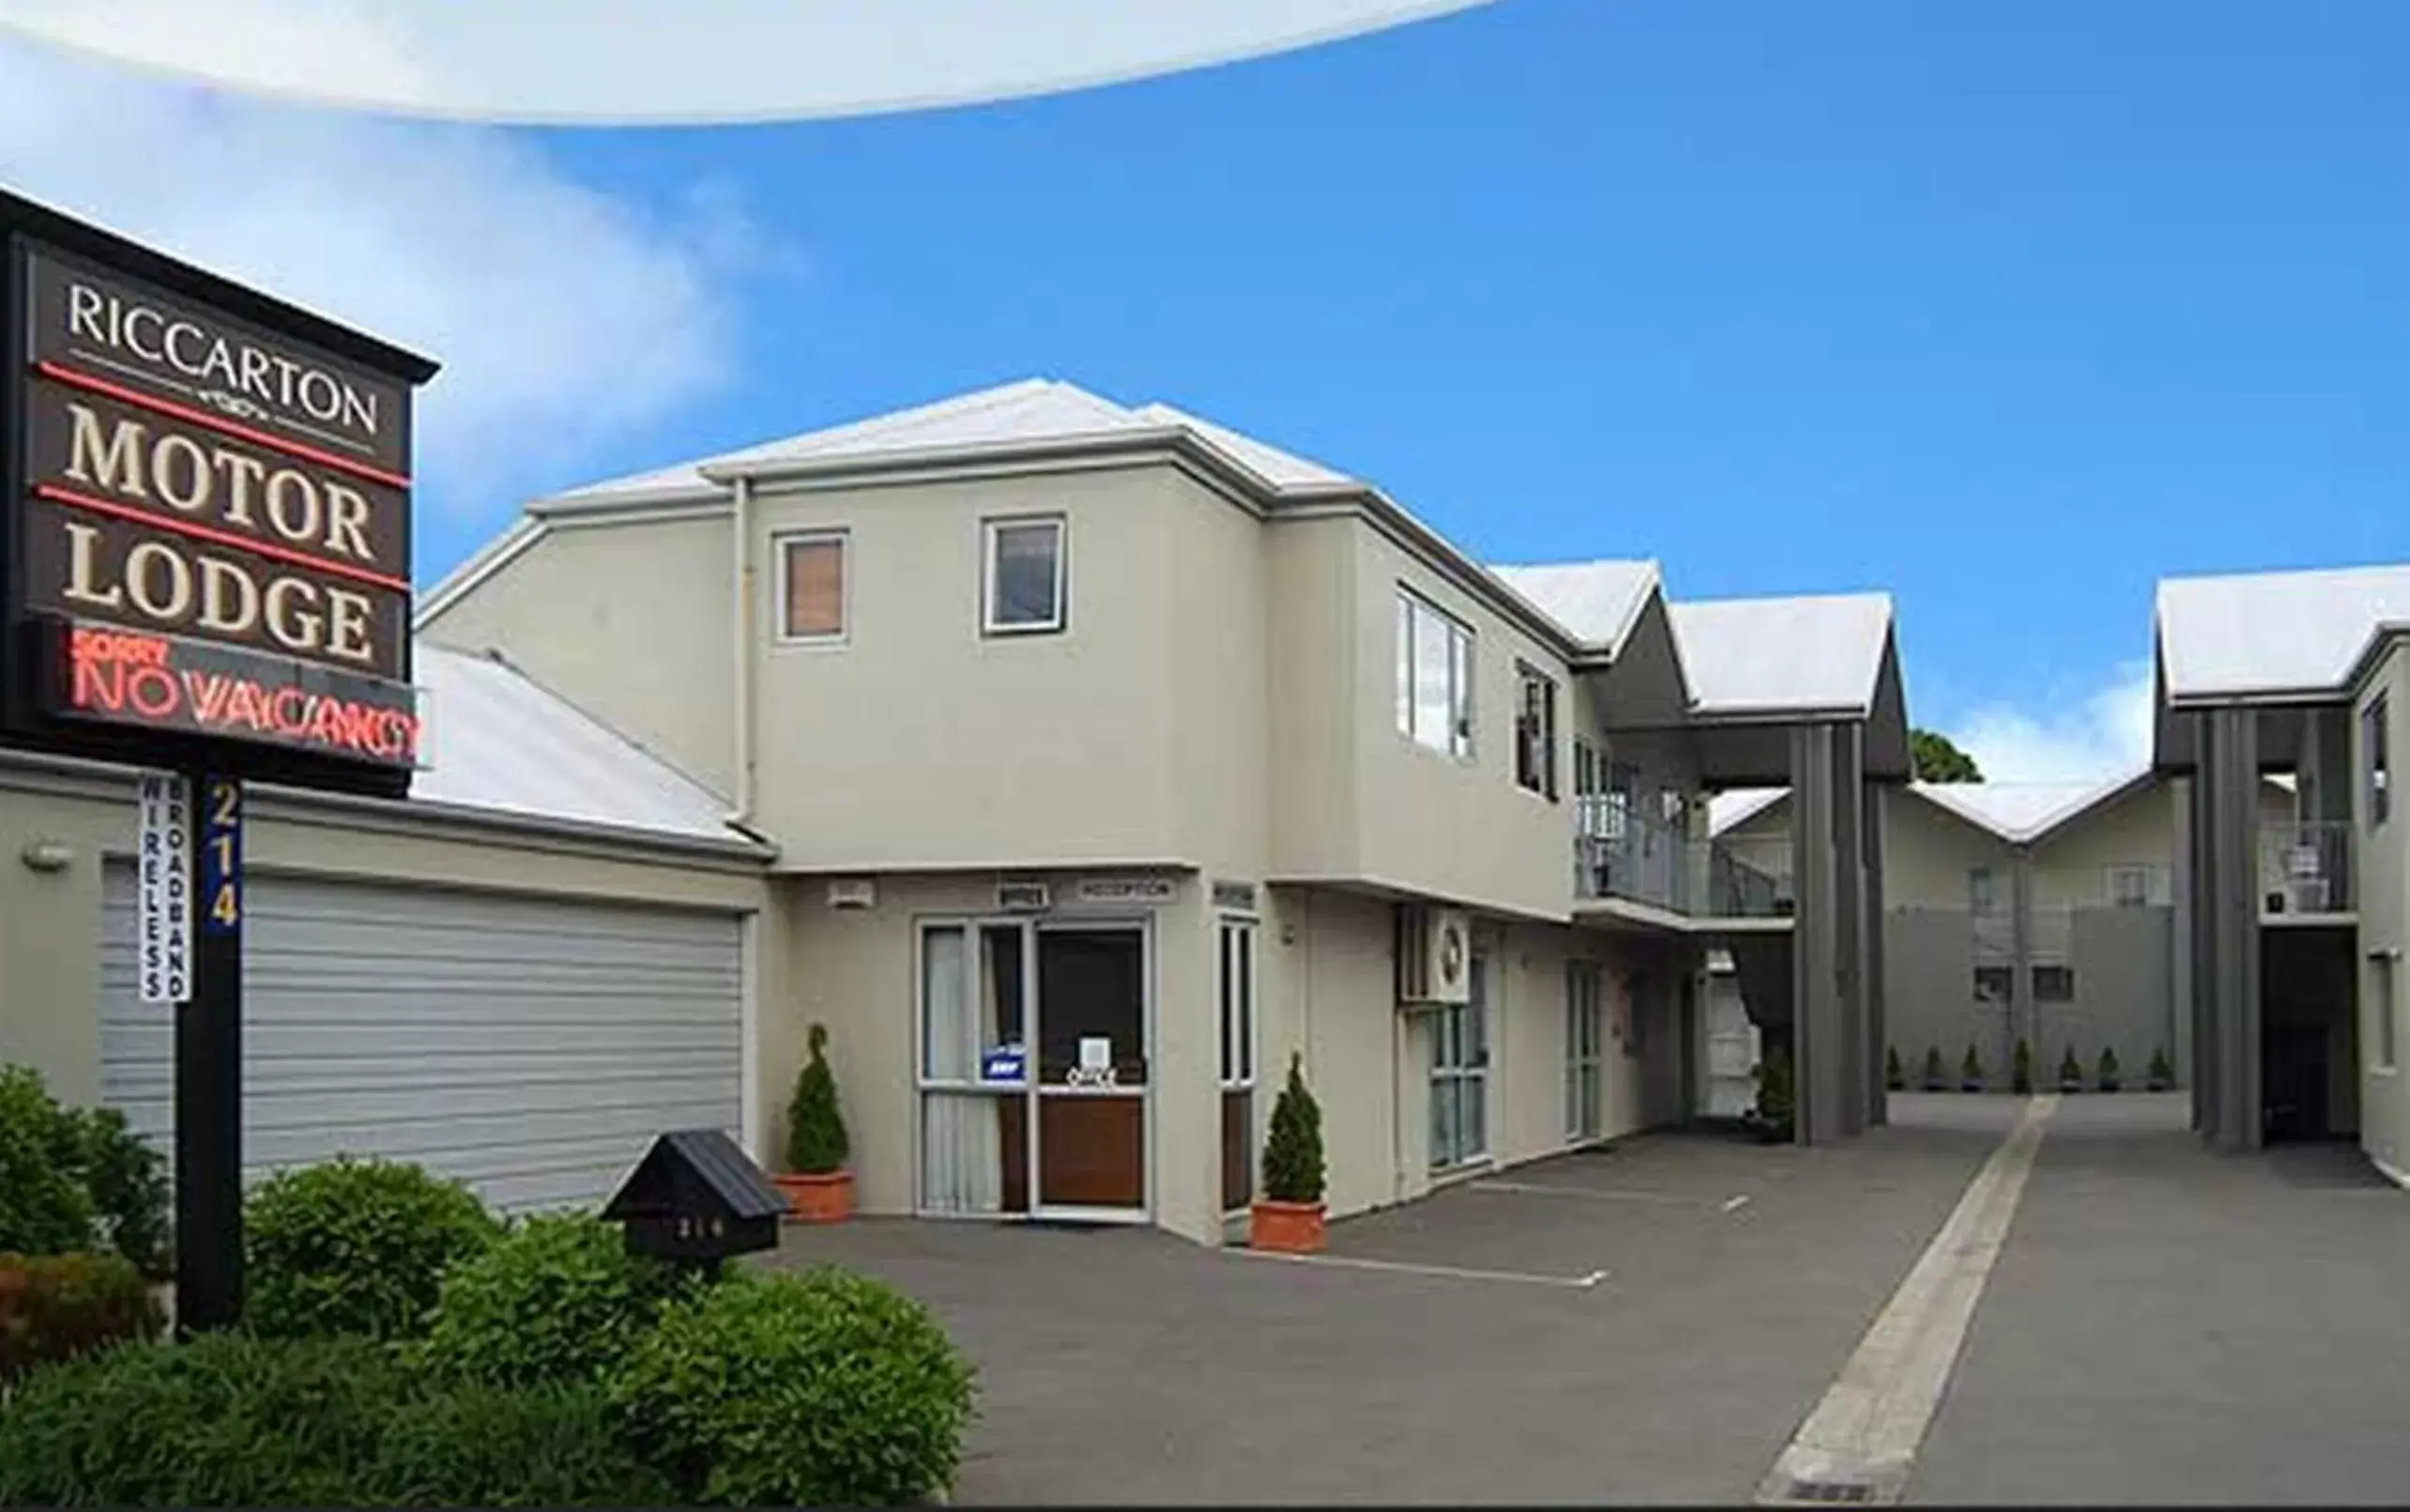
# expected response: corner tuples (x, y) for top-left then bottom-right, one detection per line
(1572, 796), (1791, 920)
(2260, 818), (2353, 915)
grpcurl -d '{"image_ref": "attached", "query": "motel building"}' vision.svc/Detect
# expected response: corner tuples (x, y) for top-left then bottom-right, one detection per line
(0, 182), (1914, 1240)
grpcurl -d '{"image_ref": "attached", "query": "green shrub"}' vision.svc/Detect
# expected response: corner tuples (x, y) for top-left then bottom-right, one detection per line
(1750, 1046), (1795, 1140)
(785, 1022), (850, 1175)
(1259, 1052), (1325, 1204)
(2148, 1046), (2174, 1090)
(363, 1377), (671, 1507)
(2057, 1045), (2083, 1091)
(615, 1266), (978, 1506)
(245, 1156), (500, 1341)
(1960, 1043), (1985, 1090)
(1884, 1044), (1905, 1092)
(424, 1212), (678, 1388)
(1921, 1046), (1947, 1091)
(2010, 1038), (2035, 1094)
(0, 1250), (161, 1381)
(0, 1331), (409, 1506)
(0, 1065), (95, 1258)
(2098, 1046), (2123, 1092)
(70, 1106), (173, 1278)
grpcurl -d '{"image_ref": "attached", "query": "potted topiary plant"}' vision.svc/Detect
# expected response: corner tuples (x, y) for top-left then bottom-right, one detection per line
(775, 1024), (852, 1224)
(2146, 1046), (2174, 1092)
(1884, 1045), (1905, 1092)
(2097, 1046), (2123, 1093)
(1746, 1046), (1795, 1143)
(2057, 1045), (2083, 1093)
(1921, 1046), (1947, 1092)
(1960, 1043), (1986, 1092)
(1251, 1053), (1326, 1253)
(2011, 1038), (2035, 1095)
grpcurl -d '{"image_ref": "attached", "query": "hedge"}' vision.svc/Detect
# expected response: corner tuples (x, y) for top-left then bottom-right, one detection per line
(615, 1266), (978, 1506)
(244, 1156), (500, 1341)
(422, 1212), (680, 1388)
(0, 1064), (173, 1278)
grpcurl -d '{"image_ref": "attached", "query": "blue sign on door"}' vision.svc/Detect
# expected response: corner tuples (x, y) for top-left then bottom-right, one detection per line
(980, 1045), (1027, 1083)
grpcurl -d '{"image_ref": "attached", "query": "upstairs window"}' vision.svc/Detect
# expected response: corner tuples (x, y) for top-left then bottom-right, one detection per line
(984, 517), (1066, 635)
(2109, 865), (2151, 908)
(777, 531), (847, 643)
(2366, 694), (2390, 829)
(1515, 664), (1558, 798)
(1968, 866), (2001, 917)
(1396, 588), (1474, 759)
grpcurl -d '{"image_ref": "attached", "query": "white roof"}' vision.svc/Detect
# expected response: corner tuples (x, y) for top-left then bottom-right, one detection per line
(1488, 560), (1662, 655)
(547, 378), (1362, 507)
(410, 643), (745, 846)
(1669, 592), (1894, 716)
(1708, 787), (1788, 836)
(1910, 773), (2145, 844)
(2158, 562), (2410, 703)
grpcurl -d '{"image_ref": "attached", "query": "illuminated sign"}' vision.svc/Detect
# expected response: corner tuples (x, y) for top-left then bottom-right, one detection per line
(3, 213), (434, 788)
(49, 620), (421, 769)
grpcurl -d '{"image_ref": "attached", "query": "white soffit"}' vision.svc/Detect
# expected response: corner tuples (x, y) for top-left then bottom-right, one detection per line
(1707, 787), (1787, 836)
(2158, 561), (2410, 702)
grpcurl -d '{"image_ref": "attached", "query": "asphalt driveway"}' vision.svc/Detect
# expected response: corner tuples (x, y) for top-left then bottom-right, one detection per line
(769, 1102), (2006, 1505)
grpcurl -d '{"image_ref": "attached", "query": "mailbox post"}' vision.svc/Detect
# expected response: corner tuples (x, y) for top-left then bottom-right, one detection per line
(602, 1129), (788, 1284)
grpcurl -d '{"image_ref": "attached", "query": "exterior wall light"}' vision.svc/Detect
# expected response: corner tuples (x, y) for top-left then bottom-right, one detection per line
(20, 840), (73, 873)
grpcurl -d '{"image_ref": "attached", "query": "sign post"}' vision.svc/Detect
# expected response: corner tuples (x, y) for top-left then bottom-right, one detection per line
(175, 772), (244, 1335)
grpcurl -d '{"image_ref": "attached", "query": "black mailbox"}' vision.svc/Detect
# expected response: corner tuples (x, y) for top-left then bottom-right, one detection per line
(602, 1129), (788, 1274)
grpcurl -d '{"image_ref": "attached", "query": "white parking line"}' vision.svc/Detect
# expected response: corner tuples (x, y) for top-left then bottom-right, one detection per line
(1229, 1247), (1608, 1291)
(1753, 1094), (2057, 1506)
(1721, 1194), (1753, 1213)
(1473, 1179), (1718, 1208)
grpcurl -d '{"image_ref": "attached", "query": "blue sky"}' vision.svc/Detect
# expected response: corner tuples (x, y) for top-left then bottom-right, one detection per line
(9, 0), (2410, 781)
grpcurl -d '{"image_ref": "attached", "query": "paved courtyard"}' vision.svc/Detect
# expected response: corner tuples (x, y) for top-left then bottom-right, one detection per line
(769, 1093), (2410, 1505)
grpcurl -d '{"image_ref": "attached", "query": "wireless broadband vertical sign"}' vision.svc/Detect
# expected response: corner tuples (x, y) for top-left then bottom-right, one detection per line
(1, 188), (439, 1338)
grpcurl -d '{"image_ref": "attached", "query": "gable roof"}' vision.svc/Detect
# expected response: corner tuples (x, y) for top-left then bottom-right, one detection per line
(2157, 561), (2410, 705)
(1707, 787), (1788, 836)
(412, 642), (752, 848)
(1708, 765), (2205, 847)
(1668, 592), (1897, 719)
(1488, 559), (1663, 656)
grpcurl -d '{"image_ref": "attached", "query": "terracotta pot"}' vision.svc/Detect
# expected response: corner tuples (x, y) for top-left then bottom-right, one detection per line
(1248, 1198), (1326, 1254)
(774, 1169), (854, 1224)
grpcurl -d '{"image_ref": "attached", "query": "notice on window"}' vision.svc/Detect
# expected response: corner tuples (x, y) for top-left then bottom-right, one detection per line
(1078, 1036), (1112, 1071)
(135, 772), (191, 1005)
(981, 1044), (1027, 1082)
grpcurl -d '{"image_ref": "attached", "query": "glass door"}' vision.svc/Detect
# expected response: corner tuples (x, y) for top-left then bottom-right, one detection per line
(1429, 953), (1490, 1169)
(917, 921), (1035, 1215)
(1565, 960), (1603, 1140)
(1033, 923), (1150, 1218)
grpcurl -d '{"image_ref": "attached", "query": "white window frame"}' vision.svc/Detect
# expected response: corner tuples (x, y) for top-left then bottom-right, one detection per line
(2032, 963), (2075, 1003)
(772, 527), (850, 646)
(1429, 953), (1490, 1170)
(982, 515), (1068, 636)
(1217, 917), (1258, 1091)
(2108, 864), (2151, 908)
(1969, 866), (2001, 917)
(1564, 960), (1602, 1141)
(1396, 587), (1475, 761)
(1515, 662), (1558, 800)
(2372, 949), (2400, 1073)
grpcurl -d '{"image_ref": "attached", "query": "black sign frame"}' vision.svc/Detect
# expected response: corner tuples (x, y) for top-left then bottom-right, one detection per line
(0, 187), (438, 799)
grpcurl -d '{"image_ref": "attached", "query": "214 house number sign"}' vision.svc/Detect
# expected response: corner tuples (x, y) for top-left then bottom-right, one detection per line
(14, 247), (422, 771)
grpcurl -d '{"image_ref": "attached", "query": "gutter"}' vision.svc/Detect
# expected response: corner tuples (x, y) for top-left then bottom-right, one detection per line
(730, 473), (755, 828)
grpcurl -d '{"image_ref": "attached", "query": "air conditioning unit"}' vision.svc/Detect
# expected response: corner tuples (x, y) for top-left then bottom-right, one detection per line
(1396, 904), (1472, 1007)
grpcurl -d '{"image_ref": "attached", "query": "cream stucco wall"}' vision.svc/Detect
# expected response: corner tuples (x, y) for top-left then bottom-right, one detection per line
(1883, 791), (2016, 908)
(1265, 518), (1360, 881)
(1345, 527), (1577, 921)
(0, 758), (779, 1139)
(2353, 646), (2407, 1179)
(744, 466), (1186, 871)
(420, 513), (738, 798)
(2030, 784), (2178, 909)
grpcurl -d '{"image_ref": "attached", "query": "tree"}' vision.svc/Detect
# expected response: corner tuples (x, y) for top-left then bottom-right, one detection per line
(785, 1023), (849, 1176)
(1911, 728), (1983, 783)
(1260, 1053), (1325, 1204)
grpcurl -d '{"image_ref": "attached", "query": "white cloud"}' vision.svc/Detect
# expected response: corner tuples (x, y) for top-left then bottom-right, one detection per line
(0, 35), (755, 540)
(1947, 661), (2156, 786)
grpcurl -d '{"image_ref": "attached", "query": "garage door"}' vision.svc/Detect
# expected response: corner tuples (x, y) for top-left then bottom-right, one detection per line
(101, 865), (743, 1213)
